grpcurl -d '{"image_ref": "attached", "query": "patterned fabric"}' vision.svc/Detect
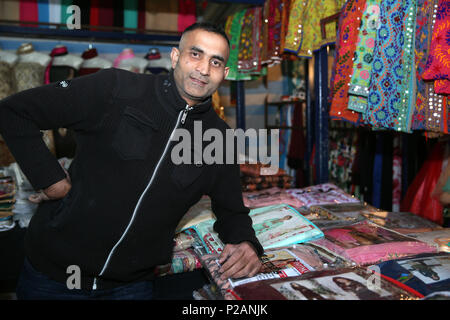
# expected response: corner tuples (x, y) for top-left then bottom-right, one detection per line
(284, 0), (308, 55)
(329, 0), (366, 124)
(411, 0), (447, 133)
(364, 0), (416, 132)
(422, 0), (450, 92)
(347, 0), (381, 113)
(225, 9), (249, 81)
(267, 0), (283, 64)
(434, 79), (450, 95)
(0, 61), (14, 100)
(237, 7), (263, 76)
(296, 0), (345, 58)
(242, 187), (305, 209)
(286, 183), (360, 208)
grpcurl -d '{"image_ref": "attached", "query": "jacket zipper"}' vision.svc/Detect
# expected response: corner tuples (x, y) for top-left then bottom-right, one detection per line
(92, 104), (192, 290)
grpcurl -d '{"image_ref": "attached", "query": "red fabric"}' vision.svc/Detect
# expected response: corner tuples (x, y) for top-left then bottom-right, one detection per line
(400, 141), (445, 225)
(90, 0), (100, 31)
(45, 46), (69, 84)
(138, 0), (146, 31)
(20, 0), (39, 27)
(98, 0), (114, 27)
(178, 0), (196, 32)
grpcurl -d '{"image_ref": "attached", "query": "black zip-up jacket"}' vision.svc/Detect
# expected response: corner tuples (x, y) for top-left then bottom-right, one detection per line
(0, 68), (263, 290)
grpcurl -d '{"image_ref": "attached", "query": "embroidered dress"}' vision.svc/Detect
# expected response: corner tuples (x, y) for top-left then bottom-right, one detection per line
(329, 0), (366, 124)
(284, 0), (309, 55)
(237, 7), (263, 77)
(347, 0), (381, 113)
(225, 9), (250, 80)
(422, 0), (450, 95)
(411, 0), (448, 133)
(364, 0), (416, 132)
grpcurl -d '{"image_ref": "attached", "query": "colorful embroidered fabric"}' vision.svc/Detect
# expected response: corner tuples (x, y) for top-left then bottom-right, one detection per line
(267, 0), (283, 64)
(329, 0), (365, 124)
(155, 248), (202, 277)
(364, 0), (416, 132)
(225, 9), (249, 80)
(284, 0), (308, 55)
(296, 0), (345, 58)
(347, 0), (381, 113)
(422, 0), (450, 94)
(237, 7), (263, 76)
(310, 221), (437, 266)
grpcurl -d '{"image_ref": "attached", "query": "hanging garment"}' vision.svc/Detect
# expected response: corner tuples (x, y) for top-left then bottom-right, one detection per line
(295, 0), (345, 58)
(98, 0), (113, 27)
(284, 0), (308, 55)
(0, 0), (20, 21)
(123, 0), (138, 32)
(137, 0), (146, 30)
(329, 0), (366, 124)
(347, 0), (381, 113)
(225, 9), (249, 81)
(60, 0), (72, 27)
(48, 0), (61, 27)
(178, 0), (196, 32)
(145, 0), (178, 33)
(422, 0), (450, 95)
(37, 0), (50, 28)
(20, 0), (39, 27)
(364, 0), (417, 132)
(401, 141), (445, 225)
(392, 134), (402, 212)
(237, 7), (263, 76)
(89, 0), (99, 30)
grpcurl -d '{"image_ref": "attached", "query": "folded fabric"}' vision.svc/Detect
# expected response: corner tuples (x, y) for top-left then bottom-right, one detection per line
(0, 176), (15, 199)
(310, 221), (437, 266)
(233, 267), (423, 300)
(242, 187), (305, 209)
(175, 196), (216, 233)
(370, 253), (450, 297)
(241, 175), (293, 184)
(287, 183), (360, 208)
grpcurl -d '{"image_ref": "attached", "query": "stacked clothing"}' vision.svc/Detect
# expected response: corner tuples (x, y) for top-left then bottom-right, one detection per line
(0, 176), (16, 231)
(240, 163), (293, 192)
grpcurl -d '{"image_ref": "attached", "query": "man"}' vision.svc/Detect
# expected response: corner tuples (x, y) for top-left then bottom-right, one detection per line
(0, 22), (263, 299)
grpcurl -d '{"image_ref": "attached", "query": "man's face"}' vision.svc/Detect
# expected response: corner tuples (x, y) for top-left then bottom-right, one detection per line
(171, 29), (230, 106)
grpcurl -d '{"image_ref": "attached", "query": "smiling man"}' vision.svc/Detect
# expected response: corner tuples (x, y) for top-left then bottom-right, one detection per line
(0, 22), (263, 300)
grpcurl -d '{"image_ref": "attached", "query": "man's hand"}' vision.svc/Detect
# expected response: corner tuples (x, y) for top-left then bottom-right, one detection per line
(218, 241), (262, 280)
(28, 169), (71, 204)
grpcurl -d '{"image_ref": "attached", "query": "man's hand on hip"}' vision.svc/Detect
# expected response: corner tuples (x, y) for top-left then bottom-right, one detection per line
(28, 169), (71, 204)
(218, 241), (262, 281)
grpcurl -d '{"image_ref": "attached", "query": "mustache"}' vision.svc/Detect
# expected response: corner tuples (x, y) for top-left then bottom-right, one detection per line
(189, 73), (209, 84)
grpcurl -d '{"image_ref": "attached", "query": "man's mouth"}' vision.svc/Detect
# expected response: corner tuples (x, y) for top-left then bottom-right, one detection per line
(190, 76), (208, 86)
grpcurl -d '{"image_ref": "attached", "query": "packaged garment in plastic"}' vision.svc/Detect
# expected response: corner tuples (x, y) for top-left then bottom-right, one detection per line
(369, 253), (450, 297)
(310, 221), (437, 266)
(309, 202), (378, 222)
(406, 229), (450, 253)
(198, 245), (326, 300)
(361, 211), (442, 231)
(175, 196), (216, 233)
(155, 248), (202, 277)
(233, 267), (422, 300)
(287, 183), (360, 208)
(242, 187), (305, 209)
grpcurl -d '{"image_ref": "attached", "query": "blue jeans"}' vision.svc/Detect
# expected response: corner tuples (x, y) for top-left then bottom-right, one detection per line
(16, 258), (153, 300)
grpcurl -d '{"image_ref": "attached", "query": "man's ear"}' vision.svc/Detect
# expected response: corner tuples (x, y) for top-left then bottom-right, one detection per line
(170, 47), (180, 69)
(224, 66), (230, 79)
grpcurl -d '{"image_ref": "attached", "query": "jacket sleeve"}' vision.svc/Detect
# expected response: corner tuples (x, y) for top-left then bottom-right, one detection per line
(0, 68), (117, 190)
(208, 160), (264, 256)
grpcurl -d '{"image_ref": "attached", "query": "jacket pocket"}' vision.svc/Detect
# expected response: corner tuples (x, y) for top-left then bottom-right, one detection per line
(112, 106), (159, 160)
(171, 163), (205, 190)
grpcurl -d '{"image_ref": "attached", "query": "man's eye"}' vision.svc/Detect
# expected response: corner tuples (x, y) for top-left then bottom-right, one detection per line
(191, 52), (199, 58)
(211, 60), (222, 67)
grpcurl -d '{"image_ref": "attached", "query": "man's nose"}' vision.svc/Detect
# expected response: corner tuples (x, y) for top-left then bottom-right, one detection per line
(196, 58), (210, 76)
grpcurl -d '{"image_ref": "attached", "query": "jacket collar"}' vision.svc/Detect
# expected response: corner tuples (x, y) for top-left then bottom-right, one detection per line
(156, 70), (214, 119)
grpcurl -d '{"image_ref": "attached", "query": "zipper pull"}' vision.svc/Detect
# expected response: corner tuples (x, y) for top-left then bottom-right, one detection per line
(181, 104), (193, 125)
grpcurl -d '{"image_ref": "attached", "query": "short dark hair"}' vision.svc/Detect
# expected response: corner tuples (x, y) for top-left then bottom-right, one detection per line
(182, 22), (230, 48)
